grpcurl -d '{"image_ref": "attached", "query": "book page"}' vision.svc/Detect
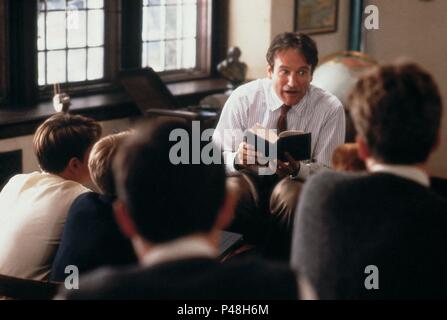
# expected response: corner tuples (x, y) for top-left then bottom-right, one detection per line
(278, 130), (305, 138)
(247, 123), (279, 144)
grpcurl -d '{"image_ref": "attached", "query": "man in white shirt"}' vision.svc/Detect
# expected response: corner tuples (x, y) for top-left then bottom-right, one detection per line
(291, 63), (447, 299)
(0, 113), (101, 280)
(213, 33), (345, 257)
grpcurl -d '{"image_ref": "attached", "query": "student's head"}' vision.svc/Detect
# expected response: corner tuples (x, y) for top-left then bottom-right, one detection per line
(266, 32), (318, 106)
(331, 143), (366, 172)
(113, 118), (233, 245)
(348, 63), (442, 165)
(33, 113), (102, 183)
(88, 131), (131, 196)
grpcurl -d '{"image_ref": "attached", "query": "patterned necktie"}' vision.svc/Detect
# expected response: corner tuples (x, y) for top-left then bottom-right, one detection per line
(277, 104), (291, 133)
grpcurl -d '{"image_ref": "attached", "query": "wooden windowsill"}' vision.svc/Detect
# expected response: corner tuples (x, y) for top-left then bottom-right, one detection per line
(0, 78), (228, 139)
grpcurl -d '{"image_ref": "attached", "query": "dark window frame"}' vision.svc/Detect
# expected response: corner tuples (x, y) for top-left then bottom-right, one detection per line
(36, 0), (121, 99)
(140, 0), (213, 82)
(0, 0), (7, 103)
(0, 0), (227, 108)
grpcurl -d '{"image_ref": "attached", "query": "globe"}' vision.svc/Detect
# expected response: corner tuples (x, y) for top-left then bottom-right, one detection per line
(312, 51), (377, 107)
(311, 51), (377, 141)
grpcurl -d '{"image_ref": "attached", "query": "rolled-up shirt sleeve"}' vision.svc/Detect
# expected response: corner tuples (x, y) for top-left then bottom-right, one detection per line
(212, 90), (248, 173)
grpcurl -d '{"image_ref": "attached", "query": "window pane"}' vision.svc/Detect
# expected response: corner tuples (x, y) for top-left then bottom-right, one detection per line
(68, 49), (87, 81)
(142, 7), (148, 41)
(38, 52), (46, 85)
(67, 0), (86, 10)
(37, 11), (46, 51)
(87, 0), (103, 9)
(46, 12), (66, 50)
(164, 40), (177, 70)
(147, 6), (162, 41)
(182, 38), (196, 69)
(37, 0), (107, 87)
(47, 50), (66, 84)
(148, 41), (163, 72)
(182, 4), (196, 38)
(87, 10), (104, 46)
(46, 0), (66, 11)
(87, 47), (103, 80)
(67, 10), (87, 48)
(141, 0), (206, 75)
(165, 5), (178, 39)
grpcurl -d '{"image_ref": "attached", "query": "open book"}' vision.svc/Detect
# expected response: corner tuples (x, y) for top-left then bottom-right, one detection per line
(244, 124), (311, 162)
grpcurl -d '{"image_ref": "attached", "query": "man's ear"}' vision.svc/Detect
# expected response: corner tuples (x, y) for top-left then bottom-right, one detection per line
(267, 64), (273, 79)
(214, 191), (237, 230)
(356, 135), (370, 161)
(113, 200), (138, 239)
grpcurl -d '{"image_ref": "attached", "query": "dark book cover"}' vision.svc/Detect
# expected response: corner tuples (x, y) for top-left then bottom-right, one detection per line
(244, 126), (311, 162)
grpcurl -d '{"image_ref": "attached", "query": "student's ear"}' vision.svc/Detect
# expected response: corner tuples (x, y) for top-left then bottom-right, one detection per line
(67, 157), (81, 173)
(432, 130), (441, 153)
(356, 135), (370, 161)
(113, 200), (138, 239)
(267, 64), (273, 79)
(214, 191), (237, 230)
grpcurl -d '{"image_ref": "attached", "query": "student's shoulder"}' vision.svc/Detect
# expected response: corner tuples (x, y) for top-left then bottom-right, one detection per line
(57, 265), (137, 300)
(305, 170), (368, 192)
(222, 255), (294, 278)
(70, 191), (107, 209)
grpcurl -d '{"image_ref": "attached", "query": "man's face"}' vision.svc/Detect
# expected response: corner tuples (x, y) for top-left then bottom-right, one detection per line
(267, 48), (312, 106)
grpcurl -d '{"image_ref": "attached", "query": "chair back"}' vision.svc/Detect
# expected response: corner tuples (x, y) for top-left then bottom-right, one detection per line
(0, 274), (60, 300)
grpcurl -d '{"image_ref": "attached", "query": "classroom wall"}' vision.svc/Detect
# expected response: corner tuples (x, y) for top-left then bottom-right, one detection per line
(228, 0), (351, 79)
(363, 0), (447, 177)
(228, 0), (447, 177)
(0, 118), (132, 173)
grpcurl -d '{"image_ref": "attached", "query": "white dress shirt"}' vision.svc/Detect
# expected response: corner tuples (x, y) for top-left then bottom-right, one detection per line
(142, 236), (217, 268)
(0, 172), (89, 280)
(213, 78), (346, 179)
(369, 163), (430, 187)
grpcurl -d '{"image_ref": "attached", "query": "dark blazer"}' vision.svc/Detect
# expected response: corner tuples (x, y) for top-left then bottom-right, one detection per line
(58, 256), (298, 300)
(51, 192), (137, 282)
(291, 171), (447, 299)
(431, 176), (447, 199)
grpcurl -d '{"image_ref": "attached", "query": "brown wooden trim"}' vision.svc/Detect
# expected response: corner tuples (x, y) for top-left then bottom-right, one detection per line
(0, 0), (7, 99)
(0, 78), (227, 139)
(8, 0), (38, 105)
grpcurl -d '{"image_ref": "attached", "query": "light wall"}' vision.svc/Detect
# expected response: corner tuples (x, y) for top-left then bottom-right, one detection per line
(228, 0), (447, 177)
(228, 0), (351, 79)
(363, 0), (447, 178)
(0, 118), (132, 173)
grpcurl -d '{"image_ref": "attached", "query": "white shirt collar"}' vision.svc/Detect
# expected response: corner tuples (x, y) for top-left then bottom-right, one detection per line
(268, 79), (310, 112)
(142, 235), (217, 268)
(369, 163), (430, 187)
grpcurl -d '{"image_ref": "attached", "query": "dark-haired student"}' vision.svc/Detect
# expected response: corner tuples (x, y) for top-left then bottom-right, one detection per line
(51, 132), (137, 282)
(0, 113), (102, 281)
(291, 63), (447, 299)
(57, 118), (315, 299)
